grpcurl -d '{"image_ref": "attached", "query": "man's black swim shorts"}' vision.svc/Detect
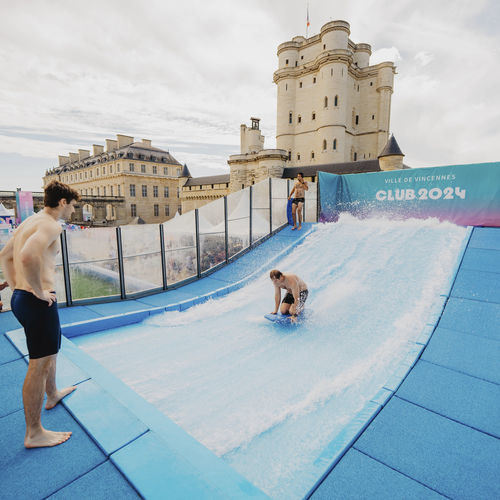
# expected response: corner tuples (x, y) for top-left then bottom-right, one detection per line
(292, 197), (305, 205)
(282, 289), (309, 311)
(11, 289), (61, 359)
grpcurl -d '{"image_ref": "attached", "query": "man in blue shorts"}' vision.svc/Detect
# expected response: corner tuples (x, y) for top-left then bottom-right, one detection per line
(0, 181), (80, 448)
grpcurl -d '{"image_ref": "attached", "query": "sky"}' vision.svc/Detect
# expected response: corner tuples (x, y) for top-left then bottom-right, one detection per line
(0, 0), (499, 191)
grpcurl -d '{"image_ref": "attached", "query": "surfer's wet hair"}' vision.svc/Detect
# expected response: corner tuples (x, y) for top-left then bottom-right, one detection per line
(270, 270), (282, 280)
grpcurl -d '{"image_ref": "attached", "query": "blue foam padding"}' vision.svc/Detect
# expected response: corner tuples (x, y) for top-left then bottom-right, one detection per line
(111, 431), (269, 500)
(422, 327), (500, 384)
(287, 198), (293, 225)
(63, 379), (148, 456)
(47, 460), (139, 499)
(0, 359), (25, 417)
(468, 227), (500, 250)
(416, 324), (435, 345)
(174, 277), (225, 297)
(58, 305), (103, 324)
(0, 405), (106, 499)
(370, 388), (393, 406)
(135, 288), (191, 307)
(85, 300), (152, 316)
(0, 311), (21, 333)
(354, 397), (500, 499)
(451, 269), (500, 303)
(397, 360), (500, 438)
(5, 328), (28, 356)
(55, 352), (91, 387)
(439, 297), (500, 341)
(311, 449), (443, 499)
(461, 248), (500, 274)
(0, 333), (22, 365)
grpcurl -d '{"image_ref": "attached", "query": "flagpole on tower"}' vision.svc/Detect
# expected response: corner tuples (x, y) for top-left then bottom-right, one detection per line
(306, 2), (310, 38)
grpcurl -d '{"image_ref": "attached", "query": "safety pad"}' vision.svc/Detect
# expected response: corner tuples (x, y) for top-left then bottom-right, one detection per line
(0, 405), (106, 499)
(111, 430), (269, 500)
(55, 352), (90, 387)
(58, 306), (103, 324)
(461, 248), (500, 274)
(0, 333), (22, 365)
(468, 227), (500, 250)
(84, 300), (152, 317)
(63, 379), (148, 456)
(354, 397), (500, 499)
(422, 327), (500, 384)
(397, 360), (500, 438)
(438, 297), (500, 341)
(451, 269), (500, 303)
(311, 449), (444, 499)
(5, 328), (28, 357)
(0, 359), (26, 417)
(135, 288), (191, 307)
(0, 311), (21, 333)
(47, 460), (139, 499)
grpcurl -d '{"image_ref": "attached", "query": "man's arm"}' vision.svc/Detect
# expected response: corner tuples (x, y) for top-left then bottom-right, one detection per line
(288, 186), (296, 200)
(20, 221), (61, 299)
(0, 238), (16, 289)
(271, 285), (281, 314)
(303, 180), (309, 191)
(289, 279), (301, 315)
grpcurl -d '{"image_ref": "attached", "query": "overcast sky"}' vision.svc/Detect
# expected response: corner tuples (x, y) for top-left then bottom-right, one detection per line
(0, 0), (498, 191)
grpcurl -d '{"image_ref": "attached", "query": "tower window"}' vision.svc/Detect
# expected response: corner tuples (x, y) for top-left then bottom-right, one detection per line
(313, 77), (316, 84)
(323, 44), (326, 49)
(312, 112), (316, 120)
(311, 151), (315, 159)
(333, 139), (337, 150)
(334, 95), (339, 106)
(372, 115), (375, 120)
(299, 81), (302, 88)
(289, 112), (293, 124)
(295, 61), (298, 67)
(298, 115), (302, 123)
(285, 59), (289, 65)
(324, 96), (328, 108)
(355, 115), (359, 125)
(288, 151), (291, 160)
(322, 140), (327, 151)
(370, 82), (373, 86)
(297, 153), (301, 160)
(354, 152), (358, 161)
(331, 68), (333, 76)
(301, 55), (304, 60)
(285, 83), (288, 91)
(357, 85), (360, 91)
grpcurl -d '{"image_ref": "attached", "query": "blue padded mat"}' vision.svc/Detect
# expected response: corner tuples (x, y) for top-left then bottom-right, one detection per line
(0, 311), (21, 332)
(0, 333), (22, 365)
(354, 397), (500, 499)
(0, 359), (25, 417)
(468, 227), (500, 250)
(438, 297), (500, 341)
(58, 306), (103, 323)
(47, 460), (139, 499)
(396, 360), (500, 438)
(63, 379), (148, 456)
(0, 405), (106, 499)
(311, 449), (444, 499)
(461, 248), (500, 274)
(422, 327), (500, 384)
(85, 300), (152, 316)
(136, 288), (191, 307)
(451, 269), (500, 303)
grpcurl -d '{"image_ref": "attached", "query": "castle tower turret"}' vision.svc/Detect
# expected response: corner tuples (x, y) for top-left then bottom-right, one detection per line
(378, 134), (404, 171)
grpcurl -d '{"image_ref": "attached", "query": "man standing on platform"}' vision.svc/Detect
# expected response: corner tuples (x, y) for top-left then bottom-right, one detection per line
(288, 172), (308, 230)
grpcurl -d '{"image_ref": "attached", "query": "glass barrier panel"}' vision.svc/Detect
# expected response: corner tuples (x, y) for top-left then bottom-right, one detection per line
(66, 227), (120, 300)
(304, 181), (317, 222)
(0, 228), (13, 311)
(251, 180), (270, 244)
(121, 224), (163, 294)
(163, 210), (196, 285)
(271, 178), (289, 230)
(227, 188), (250, 259)
(199, 198), (225, 273)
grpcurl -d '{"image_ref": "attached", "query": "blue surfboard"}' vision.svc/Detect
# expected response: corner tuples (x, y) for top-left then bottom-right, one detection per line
(264, 312), (307, 325)
(287, 199), (293, 225)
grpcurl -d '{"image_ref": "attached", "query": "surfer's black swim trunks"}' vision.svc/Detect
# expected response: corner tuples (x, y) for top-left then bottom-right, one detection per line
(11, 289), (61, 359)
(282, 289), (308, 311)
(292, 197), (305, 205)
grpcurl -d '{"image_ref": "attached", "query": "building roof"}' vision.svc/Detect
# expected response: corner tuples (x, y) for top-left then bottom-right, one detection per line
(184, 174), (230, 186)
(378, 135), (404, 158)
(180, 164), (192, 178)
(283, 159), (382, 178)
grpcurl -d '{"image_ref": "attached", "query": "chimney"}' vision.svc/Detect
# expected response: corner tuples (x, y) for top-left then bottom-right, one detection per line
(106, 139), (118, 152)
(117, 134), (134, 148)
(93, 144), (104, 156)
(58, 155), (70, 166)
(142, 139), (152, 147)
(78, 149), (90, 160)
(69, 152), (79, 163)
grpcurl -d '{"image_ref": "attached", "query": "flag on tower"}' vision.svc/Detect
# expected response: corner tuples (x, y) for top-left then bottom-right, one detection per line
(307, 5), (310, 28)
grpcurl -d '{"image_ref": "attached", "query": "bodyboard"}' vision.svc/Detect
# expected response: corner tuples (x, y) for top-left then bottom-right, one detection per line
(287, 199), (293, 225)
(264, 313), (303, 325)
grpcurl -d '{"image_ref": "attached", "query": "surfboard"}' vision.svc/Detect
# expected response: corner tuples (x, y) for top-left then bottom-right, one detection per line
(287, 199), (293, 225)
(264, 313), (305, 325)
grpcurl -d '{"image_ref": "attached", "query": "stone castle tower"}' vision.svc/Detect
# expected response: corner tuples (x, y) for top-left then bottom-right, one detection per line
(273, 20), (396, 165)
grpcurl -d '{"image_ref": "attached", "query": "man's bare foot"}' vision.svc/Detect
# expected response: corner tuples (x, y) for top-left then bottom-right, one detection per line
(25, 428), (72, 448)
(45, 386), (77, 410)
(298, 225), (302, 230)
(291, 226), (297, 230)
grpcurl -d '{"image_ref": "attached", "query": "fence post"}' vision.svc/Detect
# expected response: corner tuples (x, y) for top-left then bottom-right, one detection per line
(316, 176), (320, 222)
(116, 227), (126, 299)
(60, 230), (72, 306)
(195, 209), (201, 278)
(159, 223), (167, 290)
(224, 196), (229, 263)
(249, 186), (253, 246)
(269, 177), (273, 234)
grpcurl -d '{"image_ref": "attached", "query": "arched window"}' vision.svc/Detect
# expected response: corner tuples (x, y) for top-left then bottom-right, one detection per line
(333, 139), (337, 150)
(324, 96), (328, 108)
(354, 152), (358, 161)
(311, 151), (315, 159)
(334, 95), (339, 107)
(322, 140), (327, 151)
(297, 153), (301, 160)
(289, 112), (292, 124)
(288, 151), (291, 160)
(298, 115), (302, 123)
(312, 112), (316, 120)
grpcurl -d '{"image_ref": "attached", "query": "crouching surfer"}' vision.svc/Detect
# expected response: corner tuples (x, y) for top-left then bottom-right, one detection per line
(269, 269), (308, 323)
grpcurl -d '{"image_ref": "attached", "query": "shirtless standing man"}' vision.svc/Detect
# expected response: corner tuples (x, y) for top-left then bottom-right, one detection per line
(269, 269), (308, 322)
(288, 172), (308, 230)
(0, 180), (80, 448)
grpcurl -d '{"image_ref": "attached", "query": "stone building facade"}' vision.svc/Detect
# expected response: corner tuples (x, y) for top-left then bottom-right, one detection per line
(44, 135), (185, 224)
